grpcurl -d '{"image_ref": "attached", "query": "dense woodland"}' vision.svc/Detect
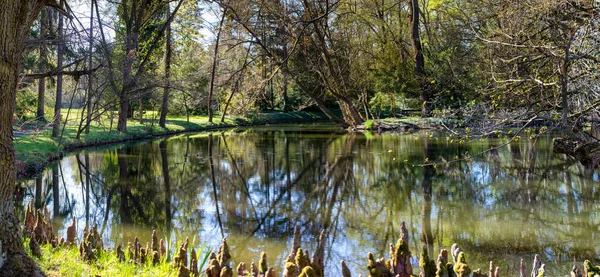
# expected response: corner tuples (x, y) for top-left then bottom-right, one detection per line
(10, 0), (600, 131)
(0, 0), (599, 276)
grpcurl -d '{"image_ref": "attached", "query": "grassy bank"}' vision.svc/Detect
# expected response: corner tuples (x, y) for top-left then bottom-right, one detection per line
(32, 244), (178, 277)
(13, 109), (330, 179)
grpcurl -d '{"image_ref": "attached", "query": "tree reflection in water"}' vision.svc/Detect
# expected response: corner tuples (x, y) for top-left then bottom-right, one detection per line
(19, 124), (600, 276)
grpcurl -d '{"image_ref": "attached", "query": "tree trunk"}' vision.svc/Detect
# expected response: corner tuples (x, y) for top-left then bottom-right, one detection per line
(409, 0), (428, 117)
(118, 33), (136, 133)
(117, 28), (136, 133)
(208, 9), (226, 123)
(117, 0), (183, 132)
(288, 71), (348, 127)
(159, 8), (172, 128)
(117, 88), (130, 133)
(36, 9), (47, 121)
(220, 73), (242, 123)
(553, 137), (600, 169)
(138, 97), (143, 124)
(560, 37), (571, 126)
(0, 1), (47, 276)
(52, 1), (65, 138)
(85, 1), (94, 134)
(282, 42), (290, 112)
(282, 70), (290, 112)
(338, 96), (364, 126)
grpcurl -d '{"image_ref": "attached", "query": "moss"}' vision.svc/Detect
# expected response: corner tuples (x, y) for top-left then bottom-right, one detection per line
(435, 250), (448, 277)
(298, 266), (316, 277)
(218, 238), (231, 267)
(436, 261), (447, 277)
(283, 257), (298, 277)
(419, 248), (436, 277)
(584, 260), (600, 277)
(452, 253), (471, 277)
(220, 265), (233, 277)
(236, 262), (247, 276)
(536, 265), (546, 277)
(394, 239), (410, 258)
(206, 258), (221, 277)
(174, 238), (189, 268)
(296, 248), (310, 270)
(259, 252), (268, 274)
(367, 252), (389, 277)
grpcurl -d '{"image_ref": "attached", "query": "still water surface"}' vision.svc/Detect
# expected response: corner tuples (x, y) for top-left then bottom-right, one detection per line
(18, 124), (600, 275)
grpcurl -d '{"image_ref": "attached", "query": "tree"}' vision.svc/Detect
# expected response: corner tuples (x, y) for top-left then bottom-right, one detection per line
(474, 0), (600, 167)
(409, 0), (428, 116)
(207, 7), (226, 123)
(52, 0), (65, 138)
(159, 2), (172, 128)
(36, 8), (49, 121)
(115, 0), (183, 133)
(1, 2), (61, 276)
(85, 0), (94, 134)
(219, 0), (364, 127)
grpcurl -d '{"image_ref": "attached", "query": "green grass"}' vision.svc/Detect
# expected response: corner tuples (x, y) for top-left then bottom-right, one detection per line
(13, 109), (330, 179)
(33, 244), (178, 277)
(364, 120), (375, 129)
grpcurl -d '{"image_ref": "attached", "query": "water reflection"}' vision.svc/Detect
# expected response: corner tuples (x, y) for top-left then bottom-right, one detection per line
(18, 124), (600, 276)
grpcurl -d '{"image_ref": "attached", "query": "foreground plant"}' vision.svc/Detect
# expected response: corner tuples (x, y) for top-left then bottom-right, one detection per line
(20, 203), (600, 277)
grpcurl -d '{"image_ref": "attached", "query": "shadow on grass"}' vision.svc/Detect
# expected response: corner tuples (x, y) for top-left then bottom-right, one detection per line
(163, 119), (207, 130)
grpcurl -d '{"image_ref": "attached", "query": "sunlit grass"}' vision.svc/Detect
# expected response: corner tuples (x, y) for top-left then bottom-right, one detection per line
(13, 109), (329, 178)
(34, 244), (178, 277)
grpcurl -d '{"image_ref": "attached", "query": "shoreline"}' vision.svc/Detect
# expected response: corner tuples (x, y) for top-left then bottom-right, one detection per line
(14, 114), (461, 180)
(14, 111), (334, 180)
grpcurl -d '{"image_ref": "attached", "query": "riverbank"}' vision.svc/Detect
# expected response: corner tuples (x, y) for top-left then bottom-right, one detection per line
(14, 110), (331, 179)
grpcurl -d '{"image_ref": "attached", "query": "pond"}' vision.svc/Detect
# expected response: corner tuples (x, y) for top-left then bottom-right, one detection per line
(16, 123), (600, 276)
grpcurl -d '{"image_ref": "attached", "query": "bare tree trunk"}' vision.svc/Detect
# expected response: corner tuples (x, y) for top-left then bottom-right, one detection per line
(282, 44), (290, 112)
(36, 9), (48, 121)
(282, 71), (289, 111)
(560, 38), (571, 126)
(138, 97), (143, 124)
(338, 96), (363, 126)
(409, 0), (428, 117)
(221, 75), (241, 123)
(118, 40), (135, 133)
(159, 7), (172, 128)
(85, 1), (94, 134)
(0, 1), (48, 276)
(208, 9), (226, 123)
(52, 1), (65, 138)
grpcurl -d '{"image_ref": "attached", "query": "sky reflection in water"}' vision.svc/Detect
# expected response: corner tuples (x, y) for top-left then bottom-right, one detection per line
(18, 124), (600, 276)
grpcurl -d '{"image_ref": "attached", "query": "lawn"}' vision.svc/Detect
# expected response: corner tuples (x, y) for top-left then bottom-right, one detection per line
(13, 108), (330, 179)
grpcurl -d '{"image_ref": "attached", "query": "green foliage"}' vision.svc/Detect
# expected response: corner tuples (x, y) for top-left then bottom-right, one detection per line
(369, 92), (420, 118)
(15, 88), (38, 120)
